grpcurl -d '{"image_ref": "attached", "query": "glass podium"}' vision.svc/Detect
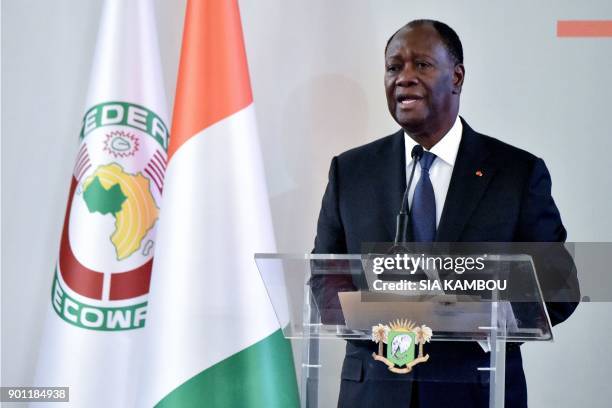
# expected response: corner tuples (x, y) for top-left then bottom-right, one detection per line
(254, 252), (555, 408)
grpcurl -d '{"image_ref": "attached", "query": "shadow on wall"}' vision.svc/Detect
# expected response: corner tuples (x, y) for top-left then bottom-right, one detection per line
(270, 74), (370, 252)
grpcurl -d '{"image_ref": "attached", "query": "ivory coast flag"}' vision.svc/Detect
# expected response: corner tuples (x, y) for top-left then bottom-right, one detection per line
(138, 0), (299, 407)
(33, 0), (168, 406)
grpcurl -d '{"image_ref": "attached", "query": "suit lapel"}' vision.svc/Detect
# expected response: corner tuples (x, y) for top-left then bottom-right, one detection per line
(376, 130), (406, 241)
(436, 119), (497, 242)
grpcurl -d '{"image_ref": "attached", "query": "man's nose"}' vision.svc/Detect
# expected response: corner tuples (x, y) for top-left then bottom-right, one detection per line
(396, 65), (419, 87)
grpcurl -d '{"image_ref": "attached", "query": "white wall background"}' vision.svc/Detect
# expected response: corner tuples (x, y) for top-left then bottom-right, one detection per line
(2, 0), (612, 407)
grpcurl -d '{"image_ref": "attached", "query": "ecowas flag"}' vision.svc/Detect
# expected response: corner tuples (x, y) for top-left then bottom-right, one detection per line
(138, 0), (299, 407)
(34, 0), (168, 406)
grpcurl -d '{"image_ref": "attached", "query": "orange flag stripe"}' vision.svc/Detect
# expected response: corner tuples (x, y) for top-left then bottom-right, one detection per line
(169, 0), (253, 160)
(557, 20), (612, 37)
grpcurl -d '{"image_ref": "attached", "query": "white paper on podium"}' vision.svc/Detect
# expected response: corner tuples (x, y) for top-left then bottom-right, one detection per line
(338, 291), (517, 350)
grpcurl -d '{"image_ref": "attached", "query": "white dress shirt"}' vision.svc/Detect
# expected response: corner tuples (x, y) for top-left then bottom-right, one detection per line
(404, 117), (492, 351)
(404, 115), (463, 227)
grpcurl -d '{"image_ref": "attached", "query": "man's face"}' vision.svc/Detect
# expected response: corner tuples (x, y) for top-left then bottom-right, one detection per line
(384, 24), (464, 133)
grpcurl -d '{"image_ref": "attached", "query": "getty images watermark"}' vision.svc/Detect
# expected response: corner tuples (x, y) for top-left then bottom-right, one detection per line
(368, 253), (508, 292)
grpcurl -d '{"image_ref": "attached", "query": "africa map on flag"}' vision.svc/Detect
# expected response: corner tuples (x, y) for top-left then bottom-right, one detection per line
(82, 163), (158, 260)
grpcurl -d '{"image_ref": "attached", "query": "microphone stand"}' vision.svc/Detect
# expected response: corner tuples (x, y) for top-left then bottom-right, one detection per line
(394, 145), (423, 245)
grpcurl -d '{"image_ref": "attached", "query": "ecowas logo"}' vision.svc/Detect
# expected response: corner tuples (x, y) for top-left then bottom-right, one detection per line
(51, 101), (168, 331)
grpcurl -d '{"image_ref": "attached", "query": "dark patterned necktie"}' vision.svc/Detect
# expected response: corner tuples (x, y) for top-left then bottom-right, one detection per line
(410, 151), (437, 242)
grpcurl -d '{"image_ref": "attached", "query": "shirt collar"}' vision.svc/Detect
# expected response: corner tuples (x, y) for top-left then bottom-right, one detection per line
(404, 115), (463, 167)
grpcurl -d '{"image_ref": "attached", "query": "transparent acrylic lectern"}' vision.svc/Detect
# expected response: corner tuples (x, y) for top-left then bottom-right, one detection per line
(254, 253), (553, 408)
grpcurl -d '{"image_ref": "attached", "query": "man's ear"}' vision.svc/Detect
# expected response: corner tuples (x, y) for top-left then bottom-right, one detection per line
(452, 63), (465, 95)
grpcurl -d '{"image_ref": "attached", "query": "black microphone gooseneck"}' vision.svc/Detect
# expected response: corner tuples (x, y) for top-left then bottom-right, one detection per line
(394, 145), (424, 244)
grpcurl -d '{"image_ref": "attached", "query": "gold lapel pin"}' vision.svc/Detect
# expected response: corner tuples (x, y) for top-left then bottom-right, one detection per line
(475, 170), (484, 177)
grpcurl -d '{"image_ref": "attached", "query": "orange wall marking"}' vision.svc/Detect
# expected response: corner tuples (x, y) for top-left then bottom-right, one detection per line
(557, 20), (612, 37)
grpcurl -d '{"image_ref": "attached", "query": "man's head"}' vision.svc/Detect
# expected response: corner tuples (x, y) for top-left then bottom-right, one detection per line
(384, 20), (465, 141)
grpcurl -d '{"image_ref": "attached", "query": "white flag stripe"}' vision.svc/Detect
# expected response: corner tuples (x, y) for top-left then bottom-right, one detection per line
(139, 104), (280, 406)
(85, 1), (167, 118)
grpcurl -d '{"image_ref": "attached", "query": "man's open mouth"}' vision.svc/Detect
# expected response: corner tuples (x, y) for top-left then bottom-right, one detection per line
(397, 95), (423, 106)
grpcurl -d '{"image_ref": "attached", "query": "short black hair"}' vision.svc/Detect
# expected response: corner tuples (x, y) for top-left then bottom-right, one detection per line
(385, 19), (464, 65)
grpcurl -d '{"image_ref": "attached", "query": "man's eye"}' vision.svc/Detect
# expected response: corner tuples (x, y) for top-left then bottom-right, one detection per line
(416, 62), (431, 69)
(386, 65), (400, 72)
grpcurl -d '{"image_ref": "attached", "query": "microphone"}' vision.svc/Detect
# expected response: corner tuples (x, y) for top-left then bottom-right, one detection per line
(394, 145), (423, 244)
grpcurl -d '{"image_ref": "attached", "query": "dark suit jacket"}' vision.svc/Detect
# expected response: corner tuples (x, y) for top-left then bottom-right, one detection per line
(312, 118), (578, 408)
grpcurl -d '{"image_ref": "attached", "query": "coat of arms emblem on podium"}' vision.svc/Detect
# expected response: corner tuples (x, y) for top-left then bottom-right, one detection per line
(371, 319), (433, 374)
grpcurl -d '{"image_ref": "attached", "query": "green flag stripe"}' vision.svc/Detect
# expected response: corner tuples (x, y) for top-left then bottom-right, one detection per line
(155, 329), (300, 408)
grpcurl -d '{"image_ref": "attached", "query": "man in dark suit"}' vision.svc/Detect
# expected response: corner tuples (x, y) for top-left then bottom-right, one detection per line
(312, 19), (578, 407)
